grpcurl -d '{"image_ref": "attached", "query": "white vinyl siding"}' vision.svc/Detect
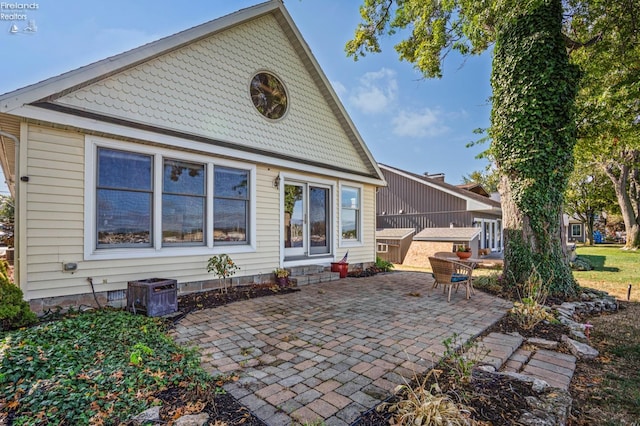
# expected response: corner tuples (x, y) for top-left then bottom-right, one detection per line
(22, 126), (287, 300)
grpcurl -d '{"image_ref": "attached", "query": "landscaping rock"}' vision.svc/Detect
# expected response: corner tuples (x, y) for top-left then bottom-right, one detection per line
(562, 335), (599, 359)
(527, 337), (559, 350)
(519, 389), (572, 426)
(131, 406), (161, 425)
(174, 413), (210, 426)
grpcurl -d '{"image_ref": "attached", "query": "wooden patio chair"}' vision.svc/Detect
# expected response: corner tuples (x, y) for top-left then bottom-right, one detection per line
(428, 256), (474, 302)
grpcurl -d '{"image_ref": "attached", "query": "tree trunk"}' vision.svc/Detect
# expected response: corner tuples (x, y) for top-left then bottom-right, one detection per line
(491, 0), (580, 296)
(603, 155), (640, 250)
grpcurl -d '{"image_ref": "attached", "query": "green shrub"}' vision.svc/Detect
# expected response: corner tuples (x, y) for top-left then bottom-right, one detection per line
(472, 272), (504, 295)
(375, 256), (394, 272)
(509, 268), (555, 330)
(0, 271), (37, 331)
(570, 256), (593, 271)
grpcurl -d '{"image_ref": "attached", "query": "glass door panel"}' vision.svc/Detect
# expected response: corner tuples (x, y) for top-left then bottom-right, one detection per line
(309, 186), (330, 255)
(284, 184), (305, 257)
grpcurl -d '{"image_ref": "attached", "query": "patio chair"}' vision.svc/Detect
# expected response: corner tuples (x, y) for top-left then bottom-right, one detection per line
(428, 256), (474, 302)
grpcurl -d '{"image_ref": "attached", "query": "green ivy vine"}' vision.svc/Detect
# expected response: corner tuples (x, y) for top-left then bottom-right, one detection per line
(491, 0), (581, 296)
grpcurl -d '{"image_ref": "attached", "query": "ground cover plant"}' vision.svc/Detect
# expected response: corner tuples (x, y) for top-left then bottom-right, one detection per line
(0, 309), (217, 425)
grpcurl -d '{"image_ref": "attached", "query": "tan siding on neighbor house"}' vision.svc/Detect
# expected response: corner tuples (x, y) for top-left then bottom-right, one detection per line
(54, 15), (370, 176)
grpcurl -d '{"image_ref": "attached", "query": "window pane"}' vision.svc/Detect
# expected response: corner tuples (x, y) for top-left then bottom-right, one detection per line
(341, 209), (358, 240)
(97, 189), (151, 246)
(214, 199), (247, 242)
(310, 187), (328, 248)
(163, 160), (205, 195)
(98, 149), (152, 190)
(162, 195), (204, 244)
(97, 148), (153, 248)
(341, 187), (359, 208)
(215, 167), (248, 199)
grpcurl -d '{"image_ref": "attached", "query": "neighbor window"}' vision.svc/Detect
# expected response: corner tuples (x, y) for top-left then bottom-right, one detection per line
(162, 159), (205, 245)
(214, 167), (249, 243)
(571, 224), (582, 237)
(341, 186), (361, 241)
(97, 148), (153, 248)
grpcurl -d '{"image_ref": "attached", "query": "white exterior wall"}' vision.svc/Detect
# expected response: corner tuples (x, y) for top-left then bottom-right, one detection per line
(21, 123), (378, 300)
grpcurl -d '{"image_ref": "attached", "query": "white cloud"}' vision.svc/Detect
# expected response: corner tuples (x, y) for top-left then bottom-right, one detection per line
(330, 80), (347, 101)
(392, 108), (450, 138)
(349, 68), (398, 114)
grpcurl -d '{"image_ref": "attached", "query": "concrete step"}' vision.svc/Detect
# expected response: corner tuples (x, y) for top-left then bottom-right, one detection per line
(289, 271), (340, 286)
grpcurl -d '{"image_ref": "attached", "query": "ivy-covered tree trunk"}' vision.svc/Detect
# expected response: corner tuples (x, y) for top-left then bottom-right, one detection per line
(491, 0), (581, 296)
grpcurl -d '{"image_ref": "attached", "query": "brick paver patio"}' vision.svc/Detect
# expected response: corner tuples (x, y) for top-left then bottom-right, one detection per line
(170, 271), (512, 425)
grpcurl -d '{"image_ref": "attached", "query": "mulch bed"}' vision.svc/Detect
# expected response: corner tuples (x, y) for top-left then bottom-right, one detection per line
(175, 282), (300, 315)
(162, 276), (574, 425)
(354, 317), (572, 426)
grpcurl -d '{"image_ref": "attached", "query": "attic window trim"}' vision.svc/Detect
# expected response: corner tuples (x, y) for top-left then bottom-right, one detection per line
(249, 71), (288, 121)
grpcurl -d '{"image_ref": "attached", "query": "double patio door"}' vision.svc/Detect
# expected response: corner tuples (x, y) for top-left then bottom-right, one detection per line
(284, 182), (331, 258)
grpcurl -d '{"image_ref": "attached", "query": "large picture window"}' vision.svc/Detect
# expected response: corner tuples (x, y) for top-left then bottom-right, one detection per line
(89, 140), (253, 256)
(341, 185), (361, 242)
(214, 167), (249, 243)
(97, 148), (153, 247)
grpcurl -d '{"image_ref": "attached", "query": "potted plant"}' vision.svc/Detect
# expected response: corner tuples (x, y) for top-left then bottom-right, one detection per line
(456, 246), (472, 259)
(273, 268), (290, 287)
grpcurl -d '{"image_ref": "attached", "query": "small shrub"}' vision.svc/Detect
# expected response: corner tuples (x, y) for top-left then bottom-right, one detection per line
(0, 270), (37, 331)
(207, 254), (239, 293)
(509, 268), (555, 330)
(441, 333), (489, 382)
(375, 256), (394, 272)
(472, 272), (504, 295)
(570, 256), (593, 271)
(378, 369), (480, 425)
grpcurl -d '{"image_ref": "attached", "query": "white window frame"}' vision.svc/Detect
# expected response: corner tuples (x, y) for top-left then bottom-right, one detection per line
(339, 182), (364, 247)
(84, 136), (256, 260)
(571, 223), (582, 238)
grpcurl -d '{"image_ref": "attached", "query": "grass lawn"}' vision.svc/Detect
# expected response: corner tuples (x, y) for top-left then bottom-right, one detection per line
(573, 244), (640, 302)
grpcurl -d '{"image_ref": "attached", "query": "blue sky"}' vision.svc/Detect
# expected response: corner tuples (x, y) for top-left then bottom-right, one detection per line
(0, 0), (494, 195)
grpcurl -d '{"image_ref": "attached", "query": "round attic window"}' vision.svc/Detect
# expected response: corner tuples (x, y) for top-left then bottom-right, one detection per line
(250, 72), (288, 120)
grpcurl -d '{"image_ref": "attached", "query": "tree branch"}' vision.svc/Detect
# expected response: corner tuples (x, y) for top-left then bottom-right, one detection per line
(564, 32), (603, 53)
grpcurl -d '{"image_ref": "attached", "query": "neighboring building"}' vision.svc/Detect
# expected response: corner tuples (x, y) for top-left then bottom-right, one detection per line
(0, 1), (385, 311)
(376, 164), (503, 258)
(402, 227), (482, 267)
(375, 228), (415, 264)
(564, 214), (586, 243)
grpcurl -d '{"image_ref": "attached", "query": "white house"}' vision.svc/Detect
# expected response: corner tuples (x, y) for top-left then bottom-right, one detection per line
(0, 0), (385, 312)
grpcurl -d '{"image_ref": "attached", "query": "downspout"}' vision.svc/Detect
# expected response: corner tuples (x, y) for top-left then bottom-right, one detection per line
(0, 130), (20, 290)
